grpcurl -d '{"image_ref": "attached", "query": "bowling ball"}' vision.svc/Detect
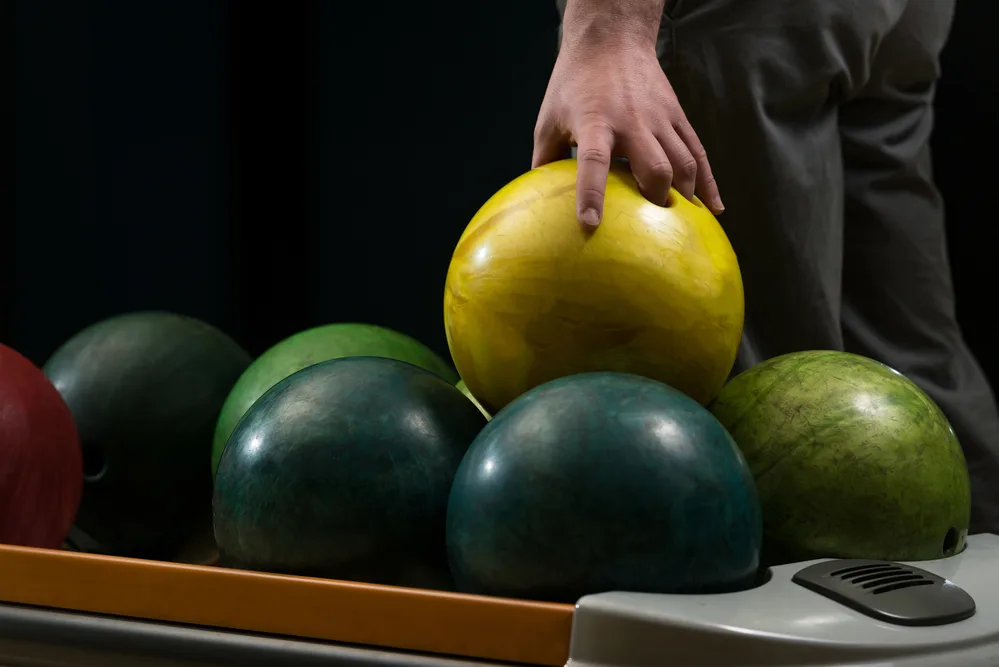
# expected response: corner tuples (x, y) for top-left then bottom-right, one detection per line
(456, 379), (490, 420)
(0, 344), (82, 548)
(211, 323), (457, 476)
(214, 356), (487, 588)
(444, 158), (743, 413)
(447, 372), (762, 602)
(44, 312), (252, 559)
(709, 350), (972, 565)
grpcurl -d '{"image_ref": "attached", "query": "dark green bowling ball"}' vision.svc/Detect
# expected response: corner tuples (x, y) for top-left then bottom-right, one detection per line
(43, 312), (251, 559)
(211, 323), (458, 477)
(446, 372), (763, 602)
(213, 356), (487, 588)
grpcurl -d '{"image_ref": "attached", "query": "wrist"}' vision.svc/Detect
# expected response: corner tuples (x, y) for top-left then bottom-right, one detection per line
(561, 0), (663, 52)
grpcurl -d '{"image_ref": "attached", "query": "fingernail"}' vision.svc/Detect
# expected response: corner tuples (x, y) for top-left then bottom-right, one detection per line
(714, 198), (725, 214)
(581, 208), (600, 228)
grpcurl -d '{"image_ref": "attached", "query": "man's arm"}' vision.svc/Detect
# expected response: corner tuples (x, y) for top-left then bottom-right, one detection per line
(533, 0), (722, 227)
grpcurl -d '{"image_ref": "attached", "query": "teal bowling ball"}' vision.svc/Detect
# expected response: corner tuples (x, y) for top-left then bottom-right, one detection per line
(213, 356), (488, 589)
(446, 372), (763, 602)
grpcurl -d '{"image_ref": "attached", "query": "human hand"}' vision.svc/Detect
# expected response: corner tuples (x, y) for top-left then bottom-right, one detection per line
(532, 15), (723, 228)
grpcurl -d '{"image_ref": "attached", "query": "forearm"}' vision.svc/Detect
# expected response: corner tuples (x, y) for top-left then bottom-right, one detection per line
(561, 0), (665, 50)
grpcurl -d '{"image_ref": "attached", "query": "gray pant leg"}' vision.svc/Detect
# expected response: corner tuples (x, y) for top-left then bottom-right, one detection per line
(837, 1), (999, 535)
(663, 0), (870, 369)
(657, 0), (999, 532)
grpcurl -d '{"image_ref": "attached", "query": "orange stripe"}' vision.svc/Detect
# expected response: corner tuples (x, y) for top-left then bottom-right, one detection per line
(0, 546), (572, 666)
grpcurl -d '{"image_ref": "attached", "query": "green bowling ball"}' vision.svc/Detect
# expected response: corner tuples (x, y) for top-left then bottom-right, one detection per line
(710, 350), (972, 565)
(211, 323), (457, 477)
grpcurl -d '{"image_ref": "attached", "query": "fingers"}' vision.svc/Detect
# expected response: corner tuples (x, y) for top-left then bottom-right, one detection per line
(535, 108), (724, 231)
(673, 117), (724, 214)
(654, 127), (696, 204)
(622, 131), (672, 207)
(574, 120), (615, 229)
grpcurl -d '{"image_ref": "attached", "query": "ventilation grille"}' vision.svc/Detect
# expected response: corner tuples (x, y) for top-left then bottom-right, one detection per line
(827, 562), (935, 595)
(793, 559), (976, 627)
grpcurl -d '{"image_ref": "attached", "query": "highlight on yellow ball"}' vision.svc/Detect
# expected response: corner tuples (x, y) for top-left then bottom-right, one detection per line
(443, 158), (744, 413)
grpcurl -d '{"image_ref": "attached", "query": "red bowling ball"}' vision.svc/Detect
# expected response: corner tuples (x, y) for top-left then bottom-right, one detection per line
(0, 344), (82, 548)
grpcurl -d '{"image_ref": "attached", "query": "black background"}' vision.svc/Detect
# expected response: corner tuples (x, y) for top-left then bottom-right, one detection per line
(9, 1), (998, 391)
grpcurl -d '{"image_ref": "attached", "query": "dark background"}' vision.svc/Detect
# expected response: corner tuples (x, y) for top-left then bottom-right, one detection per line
(9, 1), (998, 391)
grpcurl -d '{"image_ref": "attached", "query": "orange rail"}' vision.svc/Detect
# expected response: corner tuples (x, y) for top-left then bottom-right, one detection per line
(0, 546), (573, 666)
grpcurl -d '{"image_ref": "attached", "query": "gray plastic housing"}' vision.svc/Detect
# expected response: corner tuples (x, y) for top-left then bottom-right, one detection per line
(569, 533), (999, 667)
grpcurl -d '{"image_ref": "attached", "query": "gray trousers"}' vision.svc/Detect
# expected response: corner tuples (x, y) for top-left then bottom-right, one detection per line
(557, 0), (999, 534)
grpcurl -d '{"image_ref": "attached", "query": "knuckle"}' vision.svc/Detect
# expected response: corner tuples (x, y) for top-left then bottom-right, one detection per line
(576, 112), (616, 140)
(533, 117), (553, 143)
(578, 110), (613, 130)
(677, 157), (698, 180)
(579, 104), (608, 118)
(577, 147), (612, 166)
(688, 143), (708, 164)
(673, 116), (694, 135)
(647, 159), (673, 182)
(579, 186), (606, 204)
(619, 104), (643, 124)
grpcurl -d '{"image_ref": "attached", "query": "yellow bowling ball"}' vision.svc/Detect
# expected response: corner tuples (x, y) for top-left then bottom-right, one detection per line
(444, 159), (744, 412)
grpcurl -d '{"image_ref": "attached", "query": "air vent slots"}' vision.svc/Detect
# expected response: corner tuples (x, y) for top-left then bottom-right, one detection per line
(850, 569), (910, 584)
(793, 558), (976, 626)
(872, 579), (934, 595)
(831, 563), (897, 578)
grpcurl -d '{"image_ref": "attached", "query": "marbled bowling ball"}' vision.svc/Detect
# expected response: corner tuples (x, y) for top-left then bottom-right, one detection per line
(710, 350), (972, 565)
(214, 356), (487, 589)
(447, 372), (763, 602)
(444, 158), (744, 413)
